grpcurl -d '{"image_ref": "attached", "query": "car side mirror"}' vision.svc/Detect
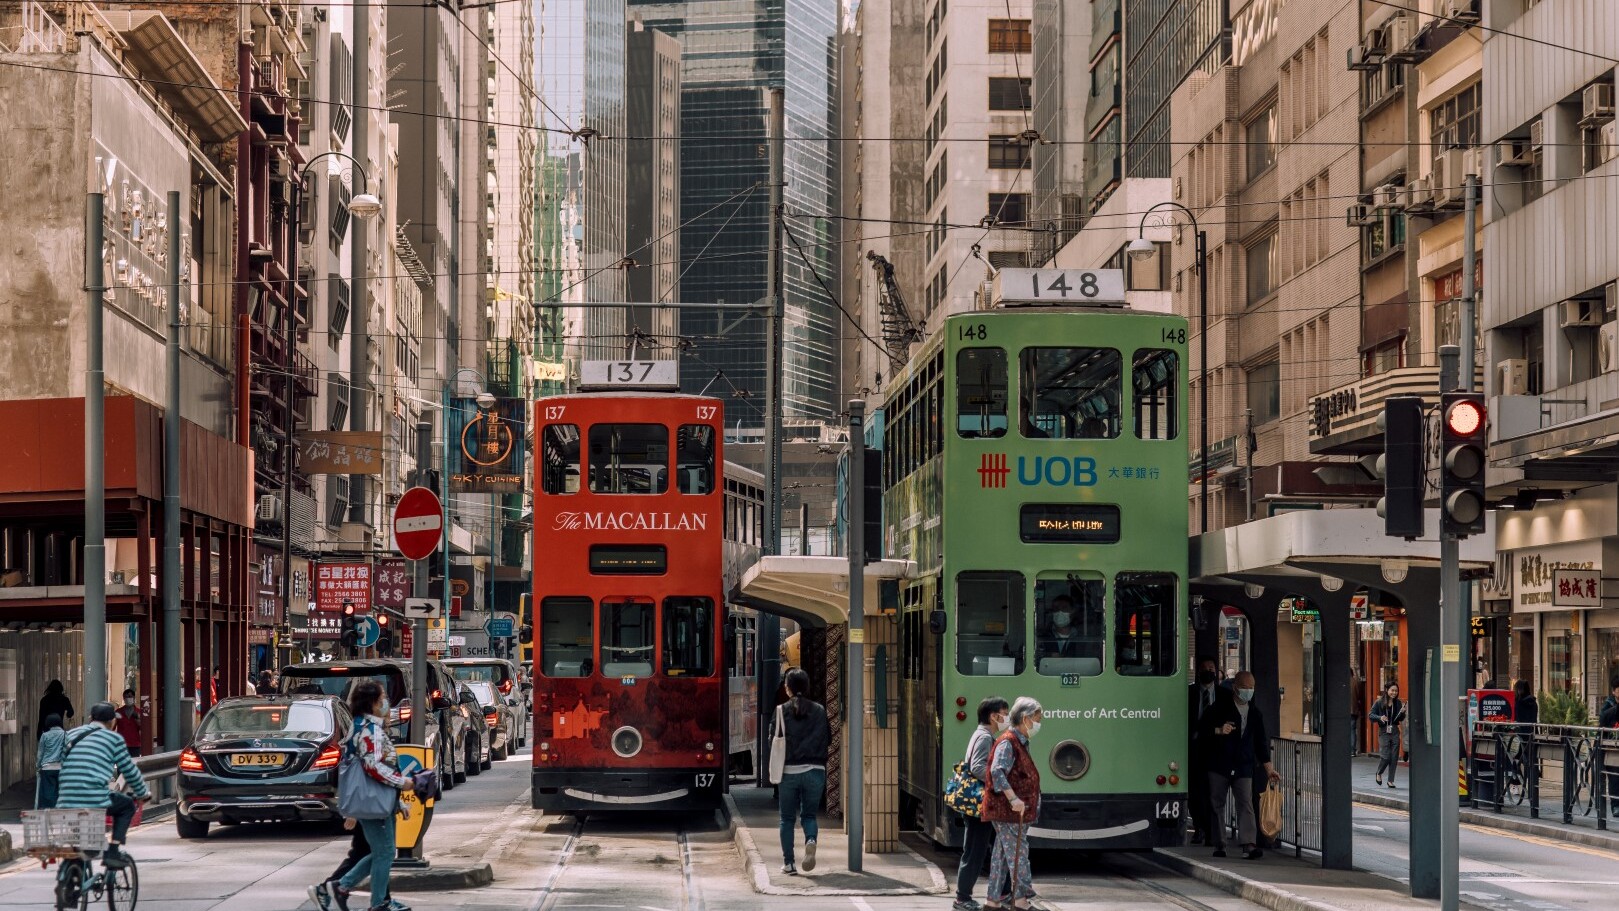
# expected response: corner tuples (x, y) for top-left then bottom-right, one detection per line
(506, 697), (519, 707)
(432, 694), (453, 710)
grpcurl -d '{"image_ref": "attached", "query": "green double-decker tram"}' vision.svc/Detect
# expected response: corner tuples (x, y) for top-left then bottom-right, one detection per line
(883, 297), (1190, 850)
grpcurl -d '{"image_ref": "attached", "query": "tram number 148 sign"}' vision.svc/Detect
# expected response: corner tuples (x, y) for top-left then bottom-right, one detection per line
(992, 268), (1126, 306)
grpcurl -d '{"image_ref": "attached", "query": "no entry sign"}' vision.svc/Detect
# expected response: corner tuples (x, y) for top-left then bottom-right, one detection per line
(393, 486), (444, 561)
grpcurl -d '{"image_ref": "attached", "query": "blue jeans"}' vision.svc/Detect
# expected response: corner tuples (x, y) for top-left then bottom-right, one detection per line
(36, 770), (59, 809)
(339, 814), (396, 907)
(778, 768), (825, 864)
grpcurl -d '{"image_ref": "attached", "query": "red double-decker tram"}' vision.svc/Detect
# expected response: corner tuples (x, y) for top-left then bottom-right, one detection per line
(530, 390), (729, 811)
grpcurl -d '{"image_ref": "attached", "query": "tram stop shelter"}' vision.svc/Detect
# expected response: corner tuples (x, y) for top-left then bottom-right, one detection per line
(1192, 507), (1492, 899)
(737, 555), (916, 852)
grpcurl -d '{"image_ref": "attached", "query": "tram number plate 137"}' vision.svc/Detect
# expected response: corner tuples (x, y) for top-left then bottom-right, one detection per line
(1059, 674), (1083, 687)
(695, 773), (717, 789)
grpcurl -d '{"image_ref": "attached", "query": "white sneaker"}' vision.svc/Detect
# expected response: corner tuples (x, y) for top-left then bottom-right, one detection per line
(781, 862), (798, 875)
(802, 839), (817, 871)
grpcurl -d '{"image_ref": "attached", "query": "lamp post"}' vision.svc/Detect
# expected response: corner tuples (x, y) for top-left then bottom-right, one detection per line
(285, 152), (382, 667)
(1129, 203), (1208, 534)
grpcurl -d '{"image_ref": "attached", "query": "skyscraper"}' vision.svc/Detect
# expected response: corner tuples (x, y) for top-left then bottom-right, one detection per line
(626, 0), (842, 428)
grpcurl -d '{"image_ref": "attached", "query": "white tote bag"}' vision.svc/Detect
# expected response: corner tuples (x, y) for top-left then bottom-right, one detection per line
(769, 704), (788, 784)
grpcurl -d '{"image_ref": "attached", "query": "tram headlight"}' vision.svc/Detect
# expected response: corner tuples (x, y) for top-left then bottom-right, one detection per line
(705, 742), (715, 751)
(1050, 740), (1090, 781)
(611, 725), (644, 759)
(1168, 761), (1179, 772)
(540, 742), (551, 752)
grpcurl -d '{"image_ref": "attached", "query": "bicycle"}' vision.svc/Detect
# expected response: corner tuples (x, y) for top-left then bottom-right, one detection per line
(21, 808), (140, 911)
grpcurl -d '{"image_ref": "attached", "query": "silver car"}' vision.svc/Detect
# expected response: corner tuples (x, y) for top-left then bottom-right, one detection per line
(464, 680), (523, 761)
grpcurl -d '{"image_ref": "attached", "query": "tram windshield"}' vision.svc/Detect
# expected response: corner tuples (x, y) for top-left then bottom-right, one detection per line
(589, 424), (669, 494)
(1020, 347), (1121, 439)
(676, 425), (716, 494)
(1132, 349), (1179, 440)
(1035, 573), (1105, 676)
(601, 598), (656, 677)
(955, 571), (1025, 676)
(540, 596), (594, 677)
(541, 424), (581, 494)
(1115, 572), (1178, 676)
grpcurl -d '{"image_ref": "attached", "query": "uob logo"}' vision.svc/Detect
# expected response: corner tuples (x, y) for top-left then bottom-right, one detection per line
(1017, 455), (1098, 487)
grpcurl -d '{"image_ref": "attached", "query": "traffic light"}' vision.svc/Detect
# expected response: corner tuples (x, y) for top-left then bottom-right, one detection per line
(375, 613), (394, 657)
(341, 600), (359, 655)
(1440, 392), (1487, 538)
(1377, 396), (1425, 540)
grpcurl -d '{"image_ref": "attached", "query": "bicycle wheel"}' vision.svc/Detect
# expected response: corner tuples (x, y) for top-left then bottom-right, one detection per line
(1505, 766), (1527, 806)
(1571, 741), (1596, 816)
(105, 857), (138, 911)
(56, 859), (88, 911)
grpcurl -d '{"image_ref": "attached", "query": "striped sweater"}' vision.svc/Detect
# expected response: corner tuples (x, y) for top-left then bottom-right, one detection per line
(57, 725), (149, 809)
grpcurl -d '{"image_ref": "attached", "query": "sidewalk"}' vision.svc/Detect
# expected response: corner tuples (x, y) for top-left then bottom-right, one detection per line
(1350, 754), (1619, 851)
(724, 784), (949, 896)
(1152, 845), (1492, 911)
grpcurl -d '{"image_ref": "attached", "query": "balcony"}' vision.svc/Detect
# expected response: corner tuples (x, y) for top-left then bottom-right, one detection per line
(1307, 365), (1484, 454)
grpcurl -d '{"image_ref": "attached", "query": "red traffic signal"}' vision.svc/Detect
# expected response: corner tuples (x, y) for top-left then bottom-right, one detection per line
(1444, 398), (1485, 437)
(343, 600), (356, 616)
(377, 613), (389, 626)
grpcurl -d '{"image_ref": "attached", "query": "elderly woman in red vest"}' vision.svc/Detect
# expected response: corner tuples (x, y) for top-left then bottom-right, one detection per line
(981, 696), (1043, 910)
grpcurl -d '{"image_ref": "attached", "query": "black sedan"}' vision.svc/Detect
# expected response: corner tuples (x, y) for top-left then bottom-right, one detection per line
(176, 695), (351, 838)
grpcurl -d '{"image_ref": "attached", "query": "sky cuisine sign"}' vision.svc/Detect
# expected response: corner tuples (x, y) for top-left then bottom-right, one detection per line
(551, 511), (710, 532)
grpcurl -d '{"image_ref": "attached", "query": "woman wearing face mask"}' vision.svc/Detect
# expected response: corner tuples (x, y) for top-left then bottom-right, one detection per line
(954, 696), (1010, 911)
(981, 697), (1043, 910)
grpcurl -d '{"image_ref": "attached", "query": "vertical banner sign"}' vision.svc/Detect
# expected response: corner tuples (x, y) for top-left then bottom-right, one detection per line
(448, 397), (527, 493)
(315, 562), (372, 614)
(373, 560), (410, 610)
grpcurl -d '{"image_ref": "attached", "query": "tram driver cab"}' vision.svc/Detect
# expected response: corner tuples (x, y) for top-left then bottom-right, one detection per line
(1035, 576), (1104, 677)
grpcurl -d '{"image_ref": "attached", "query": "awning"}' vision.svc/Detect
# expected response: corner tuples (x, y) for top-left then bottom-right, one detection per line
(736, 556), (917, 628)
(100, 11), (248, 143)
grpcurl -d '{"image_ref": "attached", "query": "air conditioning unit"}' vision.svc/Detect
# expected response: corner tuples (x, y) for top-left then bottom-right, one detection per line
(1602, 121), (1619, 164)
(1583, 83), (1615, 125)
(1443, 0), (1479, 23)
(1530, 118), (1545, 149)
(1385, 15), (1416, 57)
(1560, 298), (1602, 328)
(1497, 138), (1534, 167)
(1347, 31), (1387, 71)
(1497, 358), (1530, 396)
(1602, 323), (1619, 374)
(1345, 204), (1374, 227)
(256, 494), (285, 525)
(1606, 281), (1619, 317)
(1376, 182), (1401, 208)
(1432, 149), (1466, 206)
(1404, 177), (1431, 210)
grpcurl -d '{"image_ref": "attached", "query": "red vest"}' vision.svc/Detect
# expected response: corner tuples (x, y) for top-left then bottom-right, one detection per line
(980, 730), (1041, 823)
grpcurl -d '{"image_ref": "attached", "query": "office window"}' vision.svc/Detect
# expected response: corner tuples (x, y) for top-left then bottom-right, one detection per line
(989, 135), (1031, 169)
(988, 19), (1032, 53)
(1430, 82), (1482, 151)
(1247, 362), (1281, 424)
(1246, 232), (1277, 304)
(988, 77), (1032, 111)
(988, 192), (1030, 225)
(1245, 104), (1277, 179)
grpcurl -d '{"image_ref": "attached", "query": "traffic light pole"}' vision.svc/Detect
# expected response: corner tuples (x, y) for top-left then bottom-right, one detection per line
(1437, 345), (1461, 911)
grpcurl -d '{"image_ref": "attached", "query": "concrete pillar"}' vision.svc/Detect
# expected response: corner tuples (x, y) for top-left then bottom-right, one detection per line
(1316, 592), (1354, 870)
(1403, 575), (1443, 899)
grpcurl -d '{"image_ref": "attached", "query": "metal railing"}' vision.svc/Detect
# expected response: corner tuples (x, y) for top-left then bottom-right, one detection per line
(1467, 722), (1619, 829)
(132, 750), (182, 803)
(1216, 736), (1322, 857)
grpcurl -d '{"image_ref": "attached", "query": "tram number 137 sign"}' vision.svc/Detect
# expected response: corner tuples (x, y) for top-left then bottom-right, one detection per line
(992, 268), (1126, 307)
(580, 360), (679, 389)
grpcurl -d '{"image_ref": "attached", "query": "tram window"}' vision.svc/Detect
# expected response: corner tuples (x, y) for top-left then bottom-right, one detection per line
(1020, 347), (1121, 439)
(539, 596), (593, 677)
(589, 424), (669, 494)
(1132, 349), (1179, 440)
(540, 424), (581, 494)
(663, 596), (715, 676)
(1035, 573), (1105, 677)
(1114, 572), (1177, 677)
(601, 598), (656, 677)
(956, 348), (1009, 438)
(955, 571), (1025, 676)
(677, 425), (716, 494)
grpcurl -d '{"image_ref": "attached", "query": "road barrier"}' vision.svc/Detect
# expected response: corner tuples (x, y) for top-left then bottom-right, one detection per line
(1467, 722), (1619, 829)
(1215, 736), (1322, 857)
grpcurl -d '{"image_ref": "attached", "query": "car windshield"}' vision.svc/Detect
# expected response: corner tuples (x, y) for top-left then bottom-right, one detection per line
(465, 681), (497, 706)
(279, 669), (407, 705)
(199, 702), (334, 739)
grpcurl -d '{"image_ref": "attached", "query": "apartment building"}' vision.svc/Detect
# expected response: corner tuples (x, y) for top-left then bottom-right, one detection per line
(1479, 0), (1619, 708)
(624, 19), (681, 346)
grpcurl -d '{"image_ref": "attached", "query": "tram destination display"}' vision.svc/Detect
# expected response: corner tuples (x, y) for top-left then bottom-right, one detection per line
(1018, 504), (1121, 544)
(588, 544), (668, 574)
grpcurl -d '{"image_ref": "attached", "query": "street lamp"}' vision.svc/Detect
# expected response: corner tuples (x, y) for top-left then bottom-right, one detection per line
(282, 152), (383, 669)
(1130, 202), (1209, 534)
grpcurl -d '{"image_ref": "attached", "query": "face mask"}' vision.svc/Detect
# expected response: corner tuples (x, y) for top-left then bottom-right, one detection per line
(1028, 721), (1042, 737)
(380, 700), (391, 717)
(124, 698), (134, 707)
(1050, 612), (1071, 628)
(1236, 688), (1255, 703)
(1197, 670), (1216, 686)
(995, 716), (1010, 733)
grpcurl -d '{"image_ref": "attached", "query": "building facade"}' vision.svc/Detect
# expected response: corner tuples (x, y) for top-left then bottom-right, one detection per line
(624, 18), (682, 345)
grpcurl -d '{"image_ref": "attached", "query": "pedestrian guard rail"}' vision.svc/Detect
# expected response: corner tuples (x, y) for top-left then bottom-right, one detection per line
(133, 750), (182, 803)
(1216, 736), (1322, 857)
(1467, 721), (1619, 828)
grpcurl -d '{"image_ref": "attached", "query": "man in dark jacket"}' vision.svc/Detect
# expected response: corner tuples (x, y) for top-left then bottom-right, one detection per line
(1201, 670), (1280, 859)
(1187, 656), (1232, 844)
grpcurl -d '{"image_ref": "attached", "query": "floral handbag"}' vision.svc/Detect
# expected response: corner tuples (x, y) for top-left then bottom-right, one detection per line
(943, 761), (984, 818)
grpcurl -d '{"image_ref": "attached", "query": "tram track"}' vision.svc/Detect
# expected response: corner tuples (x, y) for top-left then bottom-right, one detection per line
(525, 814), (710, 911)
(1097, 855), (1227, 911)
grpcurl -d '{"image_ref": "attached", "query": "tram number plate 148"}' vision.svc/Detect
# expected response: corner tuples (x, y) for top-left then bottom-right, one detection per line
(1155, 801), (1181, 820)
(1059, 674), (1083, 687)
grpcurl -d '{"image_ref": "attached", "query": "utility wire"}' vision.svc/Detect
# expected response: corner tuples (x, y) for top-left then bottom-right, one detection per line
(781, 221), (885, 357)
